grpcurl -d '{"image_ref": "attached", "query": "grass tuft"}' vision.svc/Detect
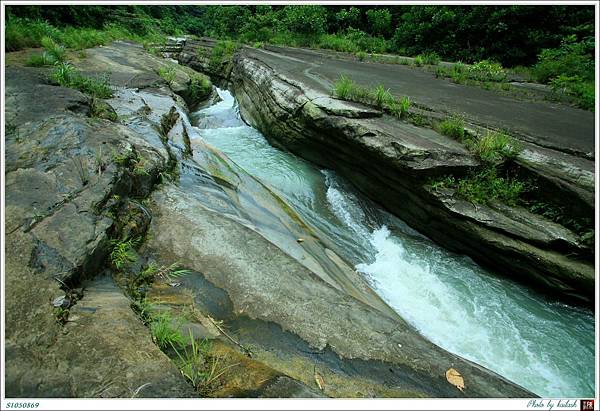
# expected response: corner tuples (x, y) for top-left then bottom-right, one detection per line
(150, 312), (185, 350)
(467, 131), (521, 164)
(333, 75), (411, 118)
(373, 84), (394, 109)
(51, 62), (113, 98)
(438, 116), (465, 140)
(40, 36), (66, 62)
(429, 168), (525, 206)
(158, 65), (176, 87)
(172, 331), (239, 396)
(416, 52), (440, 65)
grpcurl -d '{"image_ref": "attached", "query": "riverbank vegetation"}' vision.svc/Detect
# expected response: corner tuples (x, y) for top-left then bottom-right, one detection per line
(333, 75), (411, 118)
(6, 5), (594, 109)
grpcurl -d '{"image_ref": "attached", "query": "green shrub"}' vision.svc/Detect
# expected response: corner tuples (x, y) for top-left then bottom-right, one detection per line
(356, 51), (368, 61)
(549, 75), (594, 111)
(209, 40), (240, 71)
(5, 18), (61, 51)
(533, 36), (594, 84)
(467, 131), (521, 163)
(5, 17), (167, 53)
(436, 60), (507, 83)
(532, 36), (594, 110)
(318, 34), (357, 53)
(25, 52), (53, 67)
(365, 8), (392, 37)
(187, 74), (212, 102)
(150, 312), (185, 350)
(438, 117), (465, 140)
(61, 27), (110, 50)
(467, 60), (506, 82)
(373, 84), (394, 109)
(40, 36), (65, 62)
(158, 65), (176, 86)
(282, 5), (327, 36)
(430, 168), (525, 206)
(419, 52), (441, 65)
(344, 28), (388, 54)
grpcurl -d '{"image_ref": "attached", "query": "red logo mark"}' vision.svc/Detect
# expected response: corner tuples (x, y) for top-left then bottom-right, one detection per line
(581, 399), (595, 411)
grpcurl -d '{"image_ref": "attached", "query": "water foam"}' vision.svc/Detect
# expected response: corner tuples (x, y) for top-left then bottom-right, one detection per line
(193, 88), (595, 398)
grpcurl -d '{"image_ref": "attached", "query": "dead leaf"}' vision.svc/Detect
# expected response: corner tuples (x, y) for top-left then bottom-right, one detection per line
(314, 370), (325, 390)
(445, 368), (465, 392)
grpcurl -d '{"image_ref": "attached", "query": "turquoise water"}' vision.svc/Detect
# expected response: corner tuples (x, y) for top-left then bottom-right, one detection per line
(191, 89), (595, 398)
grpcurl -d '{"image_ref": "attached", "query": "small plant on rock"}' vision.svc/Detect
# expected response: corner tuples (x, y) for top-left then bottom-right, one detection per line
(173, 331), (239, 396)
(419, 52), (441, 65)
(51, 61), (76, 85)
(109, 237), (140, 270)
(187, 74), (212, 102)
(398, 96), (411, 117)
(355, 51), (368, 61)
(429, 167), (525, 206)
(468, 131), (521, 164)
(25, 52), (54, 67)
(150, 312), (185, 350)
(333, 75), (355, 100)
(438, 116), (465, 140)
(72, 157), (90, 186)
(40, 36), (66, 63)
(372, 84), (394, 109)
(158, 65), (177, 87)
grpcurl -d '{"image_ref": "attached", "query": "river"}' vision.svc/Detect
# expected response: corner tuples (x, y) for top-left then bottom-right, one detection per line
(190, 88), (595, 398)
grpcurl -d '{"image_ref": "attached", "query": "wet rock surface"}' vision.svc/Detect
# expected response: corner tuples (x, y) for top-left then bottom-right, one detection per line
(4, 40), (542, 399)
(141, 183), (533, 397)
(4, 64), (191, 397)
(178, 43), (594, 305)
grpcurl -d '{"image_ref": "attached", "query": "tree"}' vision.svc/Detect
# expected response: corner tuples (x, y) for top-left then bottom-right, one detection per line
(335, 7), (361, 31)
(366, 8), (392, 37)
(282, 5), (327, 36)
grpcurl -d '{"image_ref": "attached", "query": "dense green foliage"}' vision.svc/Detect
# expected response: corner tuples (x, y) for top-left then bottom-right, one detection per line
(51, 61), (113, 98)
(533, 35), (595, 110)
(7, 5), (593, 66)
(430, 168), (525, 206)
(6, 5), (594, 109)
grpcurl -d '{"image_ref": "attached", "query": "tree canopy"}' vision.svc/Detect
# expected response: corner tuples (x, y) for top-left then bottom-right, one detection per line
(6, 4), (594, 67)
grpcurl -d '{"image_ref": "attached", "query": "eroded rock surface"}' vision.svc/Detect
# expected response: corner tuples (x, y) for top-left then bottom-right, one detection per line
(5, 40), (538, 398)
(4, 65), (193, 397)
(177, 44), (594, 305)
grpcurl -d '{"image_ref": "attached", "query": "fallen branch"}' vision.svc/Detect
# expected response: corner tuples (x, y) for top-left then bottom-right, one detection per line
(206, 314), (253, 358)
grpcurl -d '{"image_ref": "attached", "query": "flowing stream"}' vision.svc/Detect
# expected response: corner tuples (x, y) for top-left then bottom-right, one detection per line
(190, 88), (595, 398)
